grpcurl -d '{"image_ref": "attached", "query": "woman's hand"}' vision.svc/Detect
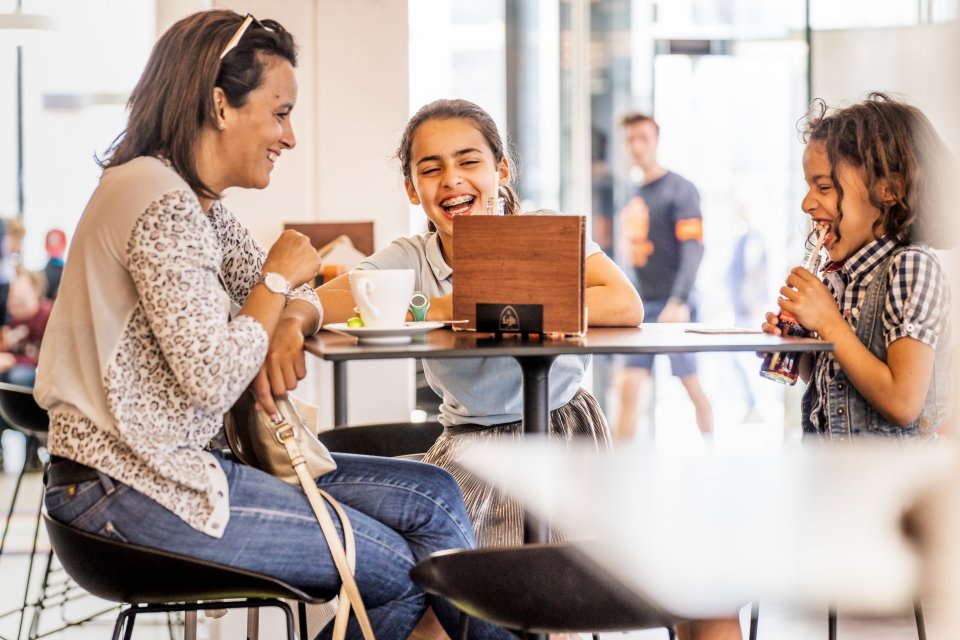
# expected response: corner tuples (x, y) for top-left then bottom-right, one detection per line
(252, 317), (307, 418)
(777, 267), (843, 336)
(263, 230), (321, 288)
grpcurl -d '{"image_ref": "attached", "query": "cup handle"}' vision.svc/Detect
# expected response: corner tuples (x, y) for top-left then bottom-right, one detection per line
(354, 280), (379, 321)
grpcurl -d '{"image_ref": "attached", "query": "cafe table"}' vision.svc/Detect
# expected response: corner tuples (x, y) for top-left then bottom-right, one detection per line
(304, 322), (832, 544)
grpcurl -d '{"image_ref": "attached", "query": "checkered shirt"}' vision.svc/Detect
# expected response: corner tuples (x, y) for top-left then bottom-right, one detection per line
(808, 236), (950, 432)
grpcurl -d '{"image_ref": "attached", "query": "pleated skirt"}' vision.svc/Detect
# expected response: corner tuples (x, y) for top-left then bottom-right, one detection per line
(421, 388), (611, 548)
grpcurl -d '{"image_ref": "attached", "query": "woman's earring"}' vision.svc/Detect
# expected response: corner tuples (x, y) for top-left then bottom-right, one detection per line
(217, 121), (226, 130)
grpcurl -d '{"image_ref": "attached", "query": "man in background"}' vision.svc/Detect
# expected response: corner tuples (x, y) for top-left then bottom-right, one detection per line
(615, 112), (713, 442)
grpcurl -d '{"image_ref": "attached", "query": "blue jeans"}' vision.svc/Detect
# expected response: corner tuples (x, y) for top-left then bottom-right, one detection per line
(622, 298), (698, 377)
(44, 452), (512, 640)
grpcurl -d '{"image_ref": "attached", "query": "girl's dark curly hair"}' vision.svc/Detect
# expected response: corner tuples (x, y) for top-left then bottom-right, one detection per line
(802, 92), (952, 248)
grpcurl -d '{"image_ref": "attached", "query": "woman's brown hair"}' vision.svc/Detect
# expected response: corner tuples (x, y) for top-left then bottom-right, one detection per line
(396, 99), (521, 218)
(100, 10), (298, 201)
(803, 92), (953, 248)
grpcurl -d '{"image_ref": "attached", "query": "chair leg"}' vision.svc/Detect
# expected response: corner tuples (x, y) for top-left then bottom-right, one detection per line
(247, 606), (260, 640)
(184, 610), (198, 640)
(298, 601), (308, 640)
(456, 611), (470, 640)
(111, 608), (130, 640)
(667, 626), (676, 640)
(25, 549), (55, 640)
(828, 606), (837, 640)
(914, 601), (926, 640)
(749, 601), (759, 640)
(0, 459), (26, 556)
(124, 610), (139, 640)
(15, 486), (46, 640)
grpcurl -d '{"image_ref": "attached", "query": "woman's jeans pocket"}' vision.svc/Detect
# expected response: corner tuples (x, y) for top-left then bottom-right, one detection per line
(44, 476), (130, 542)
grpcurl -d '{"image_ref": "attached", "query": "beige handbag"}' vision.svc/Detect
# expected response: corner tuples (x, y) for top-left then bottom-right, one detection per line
(224, 390), (375, 640)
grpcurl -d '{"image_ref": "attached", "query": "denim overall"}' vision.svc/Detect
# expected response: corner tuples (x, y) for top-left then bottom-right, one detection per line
(801, 244), (951, 440)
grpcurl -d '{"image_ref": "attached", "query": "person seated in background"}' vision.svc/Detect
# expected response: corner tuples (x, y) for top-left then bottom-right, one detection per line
(0, 269), (51, 471)
(0, 269), (53, 388)
(43, 228), (67, 300)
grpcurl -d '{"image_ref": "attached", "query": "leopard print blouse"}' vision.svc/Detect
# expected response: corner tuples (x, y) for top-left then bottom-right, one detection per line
(39, 157), (321, 537)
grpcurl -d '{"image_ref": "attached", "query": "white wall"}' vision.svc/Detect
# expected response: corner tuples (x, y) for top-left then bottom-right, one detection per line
(208, 0), (415, 427)
(812, 22), (960, 150)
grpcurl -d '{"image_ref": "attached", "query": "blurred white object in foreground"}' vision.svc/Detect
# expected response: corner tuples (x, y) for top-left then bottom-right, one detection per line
(461, 438), (957, 620)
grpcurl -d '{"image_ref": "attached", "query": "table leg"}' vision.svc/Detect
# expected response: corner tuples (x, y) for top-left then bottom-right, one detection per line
(333, 361), (348, 428)
(516, 355), (556, 546)
(516, 354), (555, 640)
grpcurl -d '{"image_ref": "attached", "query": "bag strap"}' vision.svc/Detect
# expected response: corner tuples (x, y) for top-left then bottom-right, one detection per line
(276, 421), (376, 640)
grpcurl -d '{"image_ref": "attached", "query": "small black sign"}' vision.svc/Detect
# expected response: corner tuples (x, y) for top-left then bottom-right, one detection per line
(476, 303), (544, 334)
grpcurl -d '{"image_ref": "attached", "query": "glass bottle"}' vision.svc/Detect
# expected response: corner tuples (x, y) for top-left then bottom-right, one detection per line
(759, 245), (825, 385)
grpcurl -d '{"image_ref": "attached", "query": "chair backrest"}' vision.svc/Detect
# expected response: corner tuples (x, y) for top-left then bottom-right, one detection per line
(411, 542), (683, 633)
(43, 514), (331, 605)
(317, 421), (442, 458)
(0, 381), (48, 438)
(284, 222), (375, 256)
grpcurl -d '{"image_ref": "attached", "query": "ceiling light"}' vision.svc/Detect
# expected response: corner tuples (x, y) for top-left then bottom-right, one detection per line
(0, 9), (59, 44)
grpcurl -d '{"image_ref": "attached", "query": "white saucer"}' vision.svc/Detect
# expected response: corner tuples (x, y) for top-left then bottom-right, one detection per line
(323, 321), (445, 345)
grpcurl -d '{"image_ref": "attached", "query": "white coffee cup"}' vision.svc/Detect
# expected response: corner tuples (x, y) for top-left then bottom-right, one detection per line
(349, 269), (416, 329)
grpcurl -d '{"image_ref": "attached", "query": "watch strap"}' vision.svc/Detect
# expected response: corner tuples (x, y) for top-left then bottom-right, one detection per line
(409, 291), (430, 322)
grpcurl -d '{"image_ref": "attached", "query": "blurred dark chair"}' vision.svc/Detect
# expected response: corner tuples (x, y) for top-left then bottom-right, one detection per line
(44, 514), (333, 640)
(411, 542), (683, 639)
(0, 382), (53, 638)
(0, 382), (48, 555)
(317, 421), (442, 460)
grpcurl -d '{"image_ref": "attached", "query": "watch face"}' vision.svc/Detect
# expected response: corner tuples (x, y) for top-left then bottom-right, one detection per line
(263, 272), (289, 294)
(411, 292), (429, 308)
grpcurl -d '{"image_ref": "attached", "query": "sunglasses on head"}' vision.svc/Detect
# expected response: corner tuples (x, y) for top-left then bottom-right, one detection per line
(219, 13), (269, 60)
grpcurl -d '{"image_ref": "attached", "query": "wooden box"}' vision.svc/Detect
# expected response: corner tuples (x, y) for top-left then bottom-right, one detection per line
(452, 215), (586, 335)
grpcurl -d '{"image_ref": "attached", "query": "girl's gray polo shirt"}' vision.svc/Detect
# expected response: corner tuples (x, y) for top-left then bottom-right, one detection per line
(358, 230), (601, 427)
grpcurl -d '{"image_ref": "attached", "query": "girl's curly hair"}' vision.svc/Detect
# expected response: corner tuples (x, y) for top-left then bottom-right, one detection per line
(803, 92), (953, 249)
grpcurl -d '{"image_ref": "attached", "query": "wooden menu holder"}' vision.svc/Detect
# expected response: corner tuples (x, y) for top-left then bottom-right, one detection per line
(452, 215), (586, 336)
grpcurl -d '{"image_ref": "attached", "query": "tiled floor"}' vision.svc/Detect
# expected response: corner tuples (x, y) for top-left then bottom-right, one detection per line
(0, 428), (948, 640)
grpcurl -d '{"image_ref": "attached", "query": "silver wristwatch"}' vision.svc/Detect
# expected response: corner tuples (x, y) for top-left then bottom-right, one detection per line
(258, 272), (290, 296)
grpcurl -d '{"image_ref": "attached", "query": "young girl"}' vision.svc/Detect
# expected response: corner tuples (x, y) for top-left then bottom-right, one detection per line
(763, 92), (952, 439)
(318, 98), (644, 547)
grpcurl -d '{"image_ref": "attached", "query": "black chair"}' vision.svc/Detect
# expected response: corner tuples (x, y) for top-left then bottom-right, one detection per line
(0, 382), (55, 639)
(317, 421), (443, 459)
(0, 382), (49, 558)
(411, 542), (684, 640)
(748, 595), (927, 639)
(44, 514), (333, 640)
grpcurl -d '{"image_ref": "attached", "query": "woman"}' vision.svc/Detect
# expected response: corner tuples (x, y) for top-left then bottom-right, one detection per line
(35, 11), (509, 640)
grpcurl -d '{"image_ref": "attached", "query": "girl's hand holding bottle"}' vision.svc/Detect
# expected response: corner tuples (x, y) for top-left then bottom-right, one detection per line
(759, 224), (828, 384)
(776, 266), (844, 337)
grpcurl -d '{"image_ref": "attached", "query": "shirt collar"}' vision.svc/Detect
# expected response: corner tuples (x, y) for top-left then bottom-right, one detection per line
(424, 232), (452, 281)
(841, 235), (898, 284)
